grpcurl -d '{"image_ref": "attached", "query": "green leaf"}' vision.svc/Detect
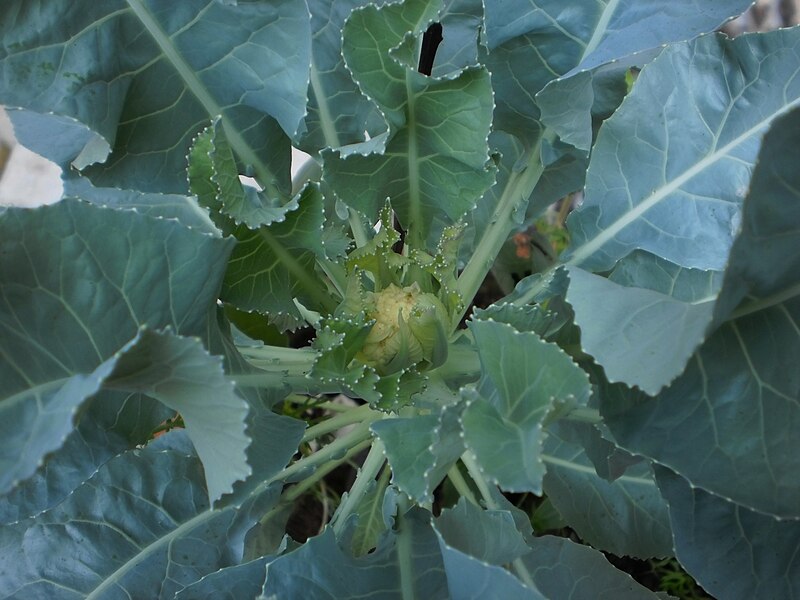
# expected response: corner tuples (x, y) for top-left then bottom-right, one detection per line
(655, 466), (800, 600)
(344, 476), (391, 557)
(608, 251), (724, 302)
(566, 266), (716, 395)
(461, 320), (590, 493)
(601, 107), (800, 518)
(371, 403), (464, 503)
(64, 175), (219, 235)
(473, 303), (566, 340)
(435, 498), (531, 566)
(0, 392), (172, 524)
(220, 401), (304, 508)
(434, 530), (544, 600)
(542, 423), (672, 559)
(323, 0), (495, 248)
(310, 314), (381, 401)
(432, 0), (484, 77)
(521, 536), (659, 599)
(713, 109), (800, 324)
(0, 0), (308, 197)
(0, 199), (232, 495)
(188, 118), (293, 228)
(105, 328), (250, 504)
(535, 0), (751, 150)
(260, 508), (449, 599)
(297, 0), (387, 152)
(174, 557), (270, 600)
(0, 431), (281, 599)
(221, 182), (337, 329)
(565, 28), (800, 272)
(565, 252), (723, 395)
(482, 0), (574, 146)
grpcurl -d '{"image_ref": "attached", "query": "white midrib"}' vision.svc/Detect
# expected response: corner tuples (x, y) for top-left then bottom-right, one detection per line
(2, 377), (72, 408)
(567, 96), (800, 267)
(85, 508), (215, 600)
(309, 56), (341, 148)
(542, 454), (656, 486)
(580, 0), (622, 63)
(405, 72), (422, 246)
(125, 0), (278, 197)
(730, 281), (800, 320)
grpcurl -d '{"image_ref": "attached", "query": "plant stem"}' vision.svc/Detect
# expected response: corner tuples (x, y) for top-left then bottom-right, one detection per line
(395, 494), (417, 600)
(273, 419), (375, 486)
(563, 407), (602, 424)
(447, 463), (478, 506)
(455, 131), (554, 328)
(291, 156), (322, 196)
(260, 437), (373, 526)
(318, 256), (347, 298)
(431, 341), (481, 384)
(302, 403), (379, 443)
(233, 346), (319, 391)
(461, 452), (538, 591)
(330, 439), (387, 535)
(350, 208), (370, 248)
(282, 395), (355, 413)
(238, 344), (319, 367)
(460, 453), (498, 509)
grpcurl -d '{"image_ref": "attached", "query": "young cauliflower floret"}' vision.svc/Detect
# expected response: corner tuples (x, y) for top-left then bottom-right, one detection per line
(357, 282), (448, 374)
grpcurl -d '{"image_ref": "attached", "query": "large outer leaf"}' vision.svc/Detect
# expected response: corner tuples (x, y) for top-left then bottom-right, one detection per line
(565, 28), (800, 272)
(461, 320), (590, 493)
(433, 499), (658, 599)
(322, 0), (495, 248)
(0, 0), (307, 196)
(432, 0), (484, 77)
(535, 0), (751, 150)
(542, 424), (672, 558)
(602, 108), (800, 518)
(521, 536), (658, 599)
(566, 266), (716, 395)
(64, 176), (219, 234)
(174, 557), (271, 600)
(434, 536), (543, 600)
(260, 509), (449, 599)
(0, 199), (232, 495)
(0, 431), (280, 600)
(104, 329), (250, 503)
(296, 0), (387, 152)
(608, 251), (724, 301)
(0, 392), (171, 524)
(656, 467), (800, 600)
(482, 0), (582, 147)
(566, 251), (723, 395)
(435, 499), (531, 566)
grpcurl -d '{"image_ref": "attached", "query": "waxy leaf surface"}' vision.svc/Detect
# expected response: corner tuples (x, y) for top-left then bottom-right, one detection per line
(0, 431), (280, 600)
(0, 200), (232, 495)
(535, 0), (751, 150)
(0, 0), (308, 196)
(462, 320), (590, 493)
(565, 29), (800, 272)
(323, 0), (495, 248)
(656, 467), (800, 600)
(602, 108), (800, 518)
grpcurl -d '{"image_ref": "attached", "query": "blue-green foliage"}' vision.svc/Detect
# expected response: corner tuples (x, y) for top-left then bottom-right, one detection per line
(1, 1), (797, 598)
